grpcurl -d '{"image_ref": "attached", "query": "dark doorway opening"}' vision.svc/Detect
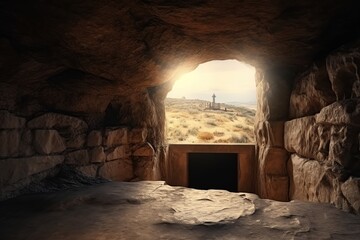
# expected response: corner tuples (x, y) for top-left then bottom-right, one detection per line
(188, 153), (238, 192)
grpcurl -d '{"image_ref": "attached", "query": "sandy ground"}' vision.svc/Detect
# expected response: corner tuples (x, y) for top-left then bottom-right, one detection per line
(0, 181), (359, 240)
(165, 98), (255, 144)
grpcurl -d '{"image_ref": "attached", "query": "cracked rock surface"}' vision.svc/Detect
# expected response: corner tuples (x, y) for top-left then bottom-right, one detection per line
(0, 181), (359, 240)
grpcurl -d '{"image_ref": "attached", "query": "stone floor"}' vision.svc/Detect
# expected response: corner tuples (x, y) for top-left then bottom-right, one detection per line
(0, 181), (359, 240)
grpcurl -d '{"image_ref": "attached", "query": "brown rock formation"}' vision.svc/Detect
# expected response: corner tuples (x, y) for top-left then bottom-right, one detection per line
(0, 0), (360, 214)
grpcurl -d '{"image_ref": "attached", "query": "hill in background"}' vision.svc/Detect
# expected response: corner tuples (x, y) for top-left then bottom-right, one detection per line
(165, 98), (256, 143)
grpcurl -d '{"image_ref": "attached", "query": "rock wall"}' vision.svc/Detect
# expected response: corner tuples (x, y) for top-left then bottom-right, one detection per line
(255, 68), (291, 201)
(285, 42), (360, 213)
(0, 89), (167, 200)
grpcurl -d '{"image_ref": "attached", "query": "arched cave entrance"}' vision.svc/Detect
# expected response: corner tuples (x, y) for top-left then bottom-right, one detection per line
(165, 60), (257, 192)
(0, 1), (359, 221)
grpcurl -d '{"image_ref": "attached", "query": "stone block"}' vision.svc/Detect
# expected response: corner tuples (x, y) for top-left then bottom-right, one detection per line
(76, 164), (99, 178)
(0, 155), (64, 188)
(341, 177), (360, 214)
(89, 146), (106, 163)
(328, 125), (358, 169)
(87, 130), (102, 147)
(27, 113), (88, 135)
(288, 154), (324, 201)
(65, 149), (89, 165)
(65, 134), (86, 149)
(316, 98), (360, 127)
(33, 130), (66, 155)
(133, 142), (155, 157)
(106, 146), (126, 161)
(255, 121), (284, 147)
(289, 63), (335, 119)
(19, 130), (34, 157)
(263, 147), (288, 175)
(104, 128), (127, 148)
(0, 130), (21, 158)
(265, 175), (289, 201)
(129, 128), (148, 144)
(98, 159), (133, 181)
(284, 116), (319, 159)
(0, 110), (26, 129)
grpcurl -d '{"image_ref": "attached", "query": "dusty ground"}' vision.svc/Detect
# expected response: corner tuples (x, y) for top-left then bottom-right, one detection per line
(0, 181), (359, 240)
(165, 98), (255, 144)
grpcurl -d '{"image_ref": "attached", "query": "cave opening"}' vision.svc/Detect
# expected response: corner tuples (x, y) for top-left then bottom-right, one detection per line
(165, 60), (256, 144)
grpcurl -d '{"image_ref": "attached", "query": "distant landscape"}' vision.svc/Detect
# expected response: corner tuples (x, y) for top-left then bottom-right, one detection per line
(165, 98), (256, 143)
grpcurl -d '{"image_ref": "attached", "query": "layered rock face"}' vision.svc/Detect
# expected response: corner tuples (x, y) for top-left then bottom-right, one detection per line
(0, 0), (360, 212)
(285, 43), (360, 213)
(0, 111), (160, 199)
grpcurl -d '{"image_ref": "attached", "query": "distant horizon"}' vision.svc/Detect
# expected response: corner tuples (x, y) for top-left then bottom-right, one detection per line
(167, 60), (257, 103)
(166, 96), (257, 105)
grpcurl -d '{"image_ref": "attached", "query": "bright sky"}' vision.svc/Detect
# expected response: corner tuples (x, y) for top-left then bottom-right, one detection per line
(167, 60), (256, 103)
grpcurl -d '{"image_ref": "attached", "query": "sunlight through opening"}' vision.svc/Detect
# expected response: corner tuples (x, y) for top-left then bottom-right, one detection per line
(166, 60), (256, 144)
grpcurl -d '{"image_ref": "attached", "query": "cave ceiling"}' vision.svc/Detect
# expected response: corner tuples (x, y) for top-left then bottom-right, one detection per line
(1, 0), (360, 97)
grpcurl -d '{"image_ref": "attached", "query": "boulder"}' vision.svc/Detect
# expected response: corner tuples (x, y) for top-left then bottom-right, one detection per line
(27, 113), (88, 135)
(87, 130), (102, 147)
(98, 159), (133, 181)
(104, 128), (127, 148)
(65, 149), (89, 165)
(288, 154), (351, 211)
(288, 154), (324, 201)
(89, 146), (106, 163)
(284, 116), (319, 159)
(289, 63), (335, 119)
(0, 110), (26, 129)
(0, 155), (64, 188)
(316, 98), (360, 127)
(33, 130), (66, 155)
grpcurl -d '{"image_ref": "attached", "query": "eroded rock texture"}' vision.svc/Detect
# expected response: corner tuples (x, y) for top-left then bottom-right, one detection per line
(1, 181), (360, 240)
(286, 44), (360, 213)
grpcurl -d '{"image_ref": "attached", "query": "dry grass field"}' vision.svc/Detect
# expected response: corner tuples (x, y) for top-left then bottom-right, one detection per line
(165, 98), (256, 144)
